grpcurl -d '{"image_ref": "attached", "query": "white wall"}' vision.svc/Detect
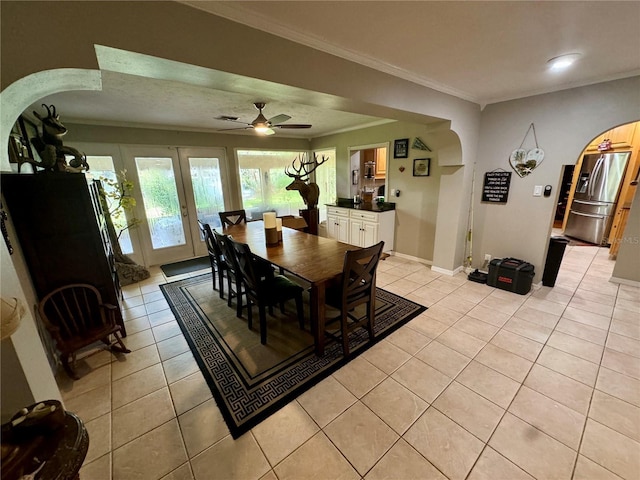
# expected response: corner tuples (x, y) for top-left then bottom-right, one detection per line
(474, 77), (640, 282)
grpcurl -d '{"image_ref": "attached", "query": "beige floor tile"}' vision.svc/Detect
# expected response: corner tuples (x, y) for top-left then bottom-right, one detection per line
(163, 351), (199, 384)
(467, 447), (535, 480)
(148, 308), (177, 327)
(581, 418), (640, 480)
(613, 306), (640, 324)
(478, 295), (522, 316)
(404, 407), (484, 480)
(391, 357), (452, 403)
(112, 363), (167, 409)
(385, 324), (432, 355)
(537, 345), (599, 386)
(579, 277), (620, 297)
(601, 348), (640, 380)
(436, 294), (477, 315)
(178, 398), (229, 458)
(489, 330), (543, 362)
(324, 402), (398, 476)
(191, 433), (270, 480)
(252, 401), (319, 466)
(112, 387), (176, 449)
(415, 340), (471, 378)
(569, 296), (614, 318)
(524, 364), (593, 415)
(122, 304), (148, 321)
(505, 315), (555, 344)
(607, 332), (640, 358)
(436, 326), (487, 357)
(457, 361), (520, 409)
(58, 364), (111, 401)
(532, 287), (572, 306)
(433, 381), (504, 442)
(521, 296), (567, 317)
(404, 268), (440, 285)
(407, 315), (449, 338)
(123, 315), (152, 335)
(332, 356), (386, 398)
(84, 413), (111, 465)
(169, 371), (212, 415)
(428, 278), (462, 294)
(616, 297), (640, 313)
(361, 339), (411, 374)
(596, 367), (640, 408)
(489, 413), (576, 480)
(80, 453), (111, 480)
(122, 328), (156, 351)
(574, 287), (616, 306)
(475, 343), (533, 382)
(145, 298), (170, 314)
(111, 344), (161, 381)
(618, 284), (640, 301)
(589, 390), (640, 442)
(160, 463), (194, 480)
(113, 419), (188, 480)
(465, 304), (511, 327)
(453, 283), (493, 304)
(422, 303), (466, 326)
(297, 375), (357, 428)
(273, 432), (359, 480)
(362, 377), (428, 434)
(562, 306), (611, 330)
(63, 383), (111, 422)
(153, 320), (183, 343)
(365, 439), (446, 480)
(509, 385), (586, 450)
(258, 470), (277, 480)
(143, 289), (166, 303)
(546, 331), (604, 364)
(453, 315), (499, 342)
(384, 278), (421, 296)
(407, 285), (448, 306)
(438, 272), (468, 286)
(573, 454), (624, 480)
(513, 305), (561, 329)
(555, 317), (608, 345)
(610, 318), (640, 340)
(157, 334), (190, 361)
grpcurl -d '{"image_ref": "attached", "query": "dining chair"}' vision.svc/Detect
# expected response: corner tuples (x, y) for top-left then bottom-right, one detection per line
(229, 238), (305, 345)
(219, 209), (247, 227)
(38, 283), (131, 379)
(324, 241), (384, 356)
(198, 220), (227, 298)
(212, 229), (245, 317)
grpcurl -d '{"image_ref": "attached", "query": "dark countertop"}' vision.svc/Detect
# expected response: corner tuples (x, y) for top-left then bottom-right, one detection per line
(327, 202), (396, 212)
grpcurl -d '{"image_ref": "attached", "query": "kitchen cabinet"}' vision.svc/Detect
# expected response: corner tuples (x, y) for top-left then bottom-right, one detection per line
(586, 123), (637, 152)
(363, 148), (387, 179)
(1, 173), (125, 333)
(326, 206), (395, 251)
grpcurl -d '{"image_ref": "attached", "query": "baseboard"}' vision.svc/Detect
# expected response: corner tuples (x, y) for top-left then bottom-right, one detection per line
(431, 265), (464, 276)
(609, 276), (640, 288)
(391, 251), (433, 266)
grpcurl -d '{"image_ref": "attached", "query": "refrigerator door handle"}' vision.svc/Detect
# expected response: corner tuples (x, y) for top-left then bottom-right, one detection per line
(588, 155), (604, 198)
(569, 210), (606, 219)
(573, 199), (610, 206)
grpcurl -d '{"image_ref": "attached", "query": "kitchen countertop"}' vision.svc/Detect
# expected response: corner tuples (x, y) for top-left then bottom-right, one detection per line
(326, 202), (396, 212)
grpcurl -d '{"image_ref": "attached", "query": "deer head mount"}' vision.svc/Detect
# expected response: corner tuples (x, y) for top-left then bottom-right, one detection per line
(284, 153), (328, 210)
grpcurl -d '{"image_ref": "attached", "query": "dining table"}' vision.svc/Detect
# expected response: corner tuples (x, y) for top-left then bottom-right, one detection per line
(222, 220), (358, 355)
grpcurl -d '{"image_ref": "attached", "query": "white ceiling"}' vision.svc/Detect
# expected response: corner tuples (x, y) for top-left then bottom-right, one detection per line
(29, 1), (640, 139)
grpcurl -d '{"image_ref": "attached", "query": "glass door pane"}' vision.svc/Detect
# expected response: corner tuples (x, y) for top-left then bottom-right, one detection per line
(135, 156), (186, 249)
(188, 156), (225, 229)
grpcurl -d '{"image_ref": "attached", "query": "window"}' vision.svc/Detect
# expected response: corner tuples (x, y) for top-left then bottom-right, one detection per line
(237, 150), (306, 220)
(86, 156), (133, 254)
(314, 148), (337, 222)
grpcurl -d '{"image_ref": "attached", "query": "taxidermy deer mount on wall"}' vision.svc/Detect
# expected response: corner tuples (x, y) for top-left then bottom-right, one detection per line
(284, 153), (328, 210)
(29, 104), (89, 173)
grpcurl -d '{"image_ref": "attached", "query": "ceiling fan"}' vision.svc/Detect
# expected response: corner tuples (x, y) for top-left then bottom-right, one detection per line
(216, 102), (312, 135)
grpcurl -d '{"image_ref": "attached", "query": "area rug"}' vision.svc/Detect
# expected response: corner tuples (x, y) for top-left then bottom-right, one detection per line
(160, 273), (426, 438)
(160, 256), (211, 277)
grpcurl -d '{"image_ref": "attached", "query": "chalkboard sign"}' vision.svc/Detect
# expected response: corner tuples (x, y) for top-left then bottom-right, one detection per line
(482, 171), (512, 203)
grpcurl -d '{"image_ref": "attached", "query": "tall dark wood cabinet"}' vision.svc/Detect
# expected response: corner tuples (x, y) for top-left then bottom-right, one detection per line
(1, 173), (125, 333)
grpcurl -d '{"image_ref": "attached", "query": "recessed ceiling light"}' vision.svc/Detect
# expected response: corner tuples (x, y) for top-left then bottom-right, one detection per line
(547, 53), (582, 71)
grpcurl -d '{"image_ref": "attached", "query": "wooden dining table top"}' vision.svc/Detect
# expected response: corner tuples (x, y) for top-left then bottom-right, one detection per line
(222, 221), (357, 285)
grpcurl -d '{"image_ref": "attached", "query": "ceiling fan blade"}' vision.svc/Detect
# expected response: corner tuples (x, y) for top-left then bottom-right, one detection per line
(263, 128), (276, 135)
(275, 124), (312, 129)
(267, 114), (291, 125)
(216, 126), (251, 132)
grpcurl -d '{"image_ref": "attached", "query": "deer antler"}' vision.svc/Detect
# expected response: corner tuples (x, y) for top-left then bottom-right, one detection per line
(285, 153), (328, 180)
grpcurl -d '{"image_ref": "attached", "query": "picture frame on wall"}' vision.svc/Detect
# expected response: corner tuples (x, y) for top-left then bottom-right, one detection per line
(393, 138), (409, 158)
(413, 158), (431, 177)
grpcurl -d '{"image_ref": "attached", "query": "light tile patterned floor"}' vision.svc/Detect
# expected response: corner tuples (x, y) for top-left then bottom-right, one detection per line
(60, 245), (640, 480)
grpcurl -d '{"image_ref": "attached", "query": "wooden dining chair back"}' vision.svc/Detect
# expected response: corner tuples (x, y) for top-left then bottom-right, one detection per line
(229, 238), (304, 345)
(325, 241), (384, 356)
(219, 209), (247, 227)
(212, 229), (245, 317)
(199, 220), (227, 298)
(38, 283), (130, 379)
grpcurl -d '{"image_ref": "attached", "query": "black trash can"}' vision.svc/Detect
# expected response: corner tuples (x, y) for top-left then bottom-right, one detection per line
(542, 236), (570, 287)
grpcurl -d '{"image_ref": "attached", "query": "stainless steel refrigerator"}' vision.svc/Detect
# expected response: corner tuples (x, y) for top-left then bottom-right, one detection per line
(564, 151), (630, 245)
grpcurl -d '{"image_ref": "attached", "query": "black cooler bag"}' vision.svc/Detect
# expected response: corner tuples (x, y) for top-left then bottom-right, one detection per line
(487, 258), (534, 295)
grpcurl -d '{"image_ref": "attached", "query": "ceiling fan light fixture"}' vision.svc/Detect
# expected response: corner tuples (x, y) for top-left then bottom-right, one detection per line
(253, 124), (270, 133)
(547, 53), (581, 71)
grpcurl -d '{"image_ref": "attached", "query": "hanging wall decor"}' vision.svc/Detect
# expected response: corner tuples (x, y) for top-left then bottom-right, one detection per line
(412, 137), (432, 151)
(509, 123), (545, 177)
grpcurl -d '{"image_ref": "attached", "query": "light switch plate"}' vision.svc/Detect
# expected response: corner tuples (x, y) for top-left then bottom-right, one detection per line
(533, 185), (543, 196)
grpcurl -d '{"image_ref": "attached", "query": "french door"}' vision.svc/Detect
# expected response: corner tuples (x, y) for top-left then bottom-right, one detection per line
(122, 146), (230, 266)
